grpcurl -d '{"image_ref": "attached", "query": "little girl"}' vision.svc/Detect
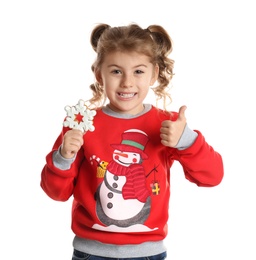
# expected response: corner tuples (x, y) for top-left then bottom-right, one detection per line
(41, 23), (224, 260)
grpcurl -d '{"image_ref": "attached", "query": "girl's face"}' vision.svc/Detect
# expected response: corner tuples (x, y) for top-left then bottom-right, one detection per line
(96, 51), (159, 115)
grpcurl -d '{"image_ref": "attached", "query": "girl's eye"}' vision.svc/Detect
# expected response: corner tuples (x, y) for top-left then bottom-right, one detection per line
(112, 69), (121, 74)
(135, 70), (144, 74)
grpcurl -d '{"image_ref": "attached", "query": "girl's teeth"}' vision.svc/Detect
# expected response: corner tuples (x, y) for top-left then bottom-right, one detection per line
(120, 93), (135, 98)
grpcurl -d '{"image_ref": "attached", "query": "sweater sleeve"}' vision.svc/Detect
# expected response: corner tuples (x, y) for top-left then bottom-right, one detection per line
(40, 130), (84, 201)
(170, 130), (224, 187)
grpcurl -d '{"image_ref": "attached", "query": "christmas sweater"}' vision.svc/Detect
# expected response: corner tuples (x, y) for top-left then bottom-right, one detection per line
(41, 105), (223, 246)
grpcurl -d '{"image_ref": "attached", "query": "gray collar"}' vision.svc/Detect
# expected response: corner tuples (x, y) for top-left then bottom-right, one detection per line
(102, 104), (152, 119)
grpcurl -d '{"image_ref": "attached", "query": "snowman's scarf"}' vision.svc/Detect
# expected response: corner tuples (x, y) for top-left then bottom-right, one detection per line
(107, 161), (150, 203)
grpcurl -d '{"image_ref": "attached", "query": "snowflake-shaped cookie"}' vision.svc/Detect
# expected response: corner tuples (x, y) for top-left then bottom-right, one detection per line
(63, 99), (96, 132)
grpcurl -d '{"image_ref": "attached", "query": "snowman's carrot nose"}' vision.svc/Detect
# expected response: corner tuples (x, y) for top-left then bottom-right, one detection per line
(114, 152), (128, 158)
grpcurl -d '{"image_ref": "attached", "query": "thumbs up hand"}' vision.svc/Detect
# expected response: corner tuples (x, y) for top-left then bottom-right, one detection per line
(160, 106), (187, 148)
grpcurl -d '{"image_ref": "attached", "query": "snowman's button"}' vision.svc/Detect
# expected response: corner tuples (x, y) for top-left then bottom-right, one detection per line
(107, 202), (113, 209)
(108, 192), (113, 198)
(113, 176), (119, 181)
(112, 183), (118, 189)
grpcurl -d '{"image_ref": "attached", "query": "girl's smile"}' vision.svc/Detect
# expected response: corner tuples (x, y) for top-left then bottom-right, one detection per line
(117, 92), (137, 100)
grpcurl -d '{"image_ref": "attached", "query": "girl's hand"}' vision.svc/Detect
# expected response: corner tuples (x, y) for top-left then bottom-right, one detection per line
(60, 129), (84, 159)
(160, 106), (187, 147)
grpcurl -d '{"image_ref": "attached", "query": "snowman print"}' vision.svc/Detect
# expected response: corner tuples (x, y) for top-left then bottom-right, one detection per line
(93, 129), (158, 232)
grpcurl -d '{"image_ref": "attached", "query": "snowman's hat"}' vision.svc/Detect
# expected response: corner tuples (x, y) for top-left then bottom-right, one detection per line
(111, 129), (149, 159)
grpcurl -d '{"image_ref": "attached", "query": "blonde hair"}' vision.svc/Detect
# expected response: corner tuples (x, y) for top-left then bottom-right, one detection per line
(88, 23), (174, 110)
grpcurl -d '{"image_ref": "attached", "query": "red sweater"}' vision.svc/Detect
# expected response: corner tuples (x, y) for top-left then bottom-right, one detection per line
(41, 106), (223, 245)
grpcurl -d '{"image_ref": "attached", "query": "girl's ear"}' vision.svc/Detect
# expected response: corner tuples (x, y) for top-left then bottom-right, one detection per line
(95, 70), (103, 86)
(150, 64), (159, 86)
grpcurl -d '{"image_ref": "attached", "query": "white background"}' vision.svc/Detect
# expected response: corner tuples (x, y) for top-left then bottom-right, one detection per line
(1, 0), (255, 259)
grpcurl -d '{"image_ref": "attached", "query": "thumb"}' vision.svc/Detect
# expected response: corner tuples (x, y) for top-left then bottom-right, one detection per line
(178, 105), (187, 120)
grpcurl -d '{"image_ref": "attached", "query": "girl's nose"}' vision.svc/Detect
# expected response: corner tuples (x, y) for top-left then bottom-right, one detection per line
(121, 74), (133, 88)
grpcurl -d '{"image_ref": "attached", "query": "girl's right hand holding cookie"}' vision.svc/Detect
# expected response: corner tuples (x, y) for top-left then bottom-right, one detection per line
(60, 129), (84, 159)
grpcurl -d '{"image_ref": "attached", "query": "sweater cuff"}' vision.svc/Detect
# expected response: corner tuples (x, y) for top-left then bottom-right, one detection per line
(52, 147), (76, 170)
(175, 124), (198, 150)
